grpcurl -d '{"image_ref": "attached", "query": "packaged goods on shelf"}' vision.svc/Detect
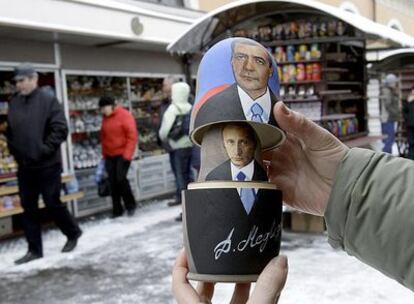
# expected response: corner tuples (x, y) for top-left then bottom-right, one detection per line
(67, 75), (129, 170)
(288, 101), (322, 121)
(321, 116), (359, 138)
(0, 195), (20, 213)
(72, 138), (101, 169)
(70, 112), (102, 133)
(0, 136), (17, 176)
(130, 77), (165, 152)
(233, 14), (365, 139)
(234, 18), (348, 42)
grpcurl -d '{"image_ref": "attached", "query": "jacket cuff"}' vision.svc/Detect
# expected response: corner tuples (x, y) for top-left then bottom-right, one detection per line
(324, 148), (375, 250)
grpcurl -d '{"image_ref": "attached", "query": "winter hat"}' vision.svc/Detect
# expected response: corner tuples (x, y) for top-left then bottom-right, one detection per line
(172, 82), (190, 105)
(98, 96), (115, 107)
(14, 63), (37, 81)
(385, 74), (398, 85)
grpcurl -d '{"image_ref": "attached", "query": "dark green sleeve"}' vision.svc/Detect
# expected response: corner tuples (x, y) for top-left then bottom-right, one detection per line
(325, 148), (414, 291)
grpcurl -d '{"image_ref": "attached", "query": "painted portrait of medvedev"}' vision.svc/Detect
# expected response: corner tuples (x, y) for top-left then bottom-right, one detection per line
(193, 38), (279, 126)
(190, 37), (285, 151)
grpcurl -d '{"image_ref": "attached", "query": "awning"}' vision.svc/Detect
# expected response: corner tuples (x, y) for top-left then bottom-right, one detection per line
(167, 0), (414, 54)
(0, 0), (201, 48)
(372, 48), (414, 71)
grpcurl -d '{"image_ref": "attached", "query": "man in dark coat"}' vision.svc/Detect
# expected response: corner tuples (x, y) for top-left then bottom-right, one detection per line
(7, 63), (82, 264)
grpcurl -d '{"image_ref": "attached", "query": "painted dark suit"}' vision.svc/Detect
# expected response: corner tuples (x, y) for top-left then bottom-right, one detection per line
(205, 159), (268, 182)
(194, 83), (279, 131)
(186, 160), (279, 275)
(184, 186), (282, 275)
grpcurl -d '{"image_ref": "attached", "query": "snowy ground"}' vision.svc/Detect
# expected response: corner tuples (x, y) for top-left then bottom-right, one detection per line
(0, 200), (413, 304)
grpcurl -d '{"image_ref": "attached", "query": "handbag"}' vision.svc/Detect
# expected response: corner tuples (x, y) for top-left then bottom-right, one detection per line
(98, 177), (111, 197)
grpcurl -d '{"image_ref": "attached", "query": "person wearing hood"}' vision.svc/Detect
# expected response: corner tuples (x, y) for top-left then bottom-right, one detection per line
(380, 73), (400, 154)
(403, 86), (414, 159)
(159, 82), (193, 220)
(99, 96), (138, 218)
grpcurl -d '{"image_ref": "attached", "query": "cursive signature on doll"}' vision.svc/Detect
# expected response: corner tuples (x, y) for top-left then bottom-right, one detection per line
(213, 221), (281, 260)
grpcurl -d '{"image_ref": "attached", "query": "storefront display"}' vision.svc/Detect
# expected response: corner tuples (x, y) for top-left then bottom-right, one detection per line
(0, 136), (17, 176)
(0, 0), (202, 231)
(67, 75), (129, 170)
(0, 194), (20, 214)
(64, 73), (176, 217)
(129, 77), (165, 154)
(231, 14), (365, 140)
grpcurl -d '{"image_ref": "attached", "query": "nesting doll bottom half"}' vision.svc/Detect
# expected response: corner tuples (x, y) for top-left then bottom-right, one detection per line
(182, 182), (282, 282)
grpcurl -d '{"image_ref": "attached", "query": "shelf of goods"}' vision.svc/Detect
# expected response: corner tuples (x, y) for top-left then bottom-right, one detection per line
(0, 174), (84, 237)
(66, 75), (174, 216)
(234, 14), (368, 144)
(129, 77), (165, 153)
(0, 70), (84, 236)
(67, 75), (129, 171)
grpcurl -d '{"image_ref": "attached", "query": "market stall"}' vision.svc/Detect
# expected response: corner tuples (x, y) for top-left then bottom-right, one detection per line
(168, 0), (414, 145)
(62, 70), (181, 217)
(371, 49), (414, 156)
(0, 63), (83, 237)
(0, 0), (203, 235)
(167, 0), (414, 232)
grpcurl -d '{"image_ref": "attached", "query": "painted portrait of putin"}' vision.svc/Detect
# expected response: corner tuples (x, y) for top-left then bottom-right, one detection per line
(205, 123), (267, 182)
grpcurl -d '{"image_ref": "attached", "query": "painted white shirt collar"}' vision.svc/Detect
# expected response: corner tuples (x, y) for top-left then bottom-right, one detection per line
(237, 85), (271, 123)
(230, 160), (257, 196)
(231, 159), (254, 181)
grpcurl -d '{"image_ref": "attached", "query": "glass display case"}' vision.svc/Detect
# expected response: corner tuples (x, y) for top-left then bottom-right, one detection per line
(66, 75), (129, 170)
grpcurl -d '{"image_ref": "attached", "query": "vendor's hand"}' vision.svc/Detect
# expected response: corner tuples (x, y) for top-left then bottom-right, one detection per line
(172, 249), (288, 304)
(266, 102), (349, 215)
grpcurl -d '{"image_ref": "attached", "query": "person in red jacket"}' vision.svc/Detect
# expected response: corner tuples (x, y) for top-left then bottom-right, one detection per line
(99, 96), (138, 217)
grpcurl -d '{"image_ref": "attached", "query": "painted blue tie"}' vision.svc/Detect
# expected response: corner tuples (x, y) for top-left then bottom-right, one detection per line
(250, 102), (264, 122)
(236, 171), (256, 214)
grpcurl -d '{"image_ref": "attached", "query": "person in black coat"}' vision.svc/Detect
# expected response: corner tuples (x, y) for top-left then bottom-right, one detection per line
(7, 64), (82, 264)
(403, 86), (414, 160)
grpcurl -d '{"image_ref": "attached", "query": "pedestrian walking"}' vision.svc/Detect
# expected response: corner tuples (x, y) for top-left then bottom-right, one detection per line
(99, 96), (138, 218)
(7, 63), (82, 265)
(380, 73), (400, 153)
(158, 82), (193, 221)
(403, 86), (414, 159)
(158, 76), (181, 207)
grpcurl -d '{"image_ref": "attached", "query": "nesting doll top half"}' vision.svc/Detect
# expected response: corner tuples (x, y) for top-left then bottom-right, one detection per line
(190, 37), (286, 182)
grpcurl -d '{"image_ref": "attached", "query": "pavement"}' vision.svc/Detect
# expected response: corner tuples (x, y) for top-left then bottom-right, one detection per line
(0, 199), (413, 304)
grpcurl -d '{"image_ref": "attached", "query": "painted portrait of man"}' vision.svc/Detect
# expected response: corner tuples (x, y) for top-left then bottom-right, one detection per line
(193, 38), (279, 130)
(205, 123), (268, 215)
(205, 123), (267, 182)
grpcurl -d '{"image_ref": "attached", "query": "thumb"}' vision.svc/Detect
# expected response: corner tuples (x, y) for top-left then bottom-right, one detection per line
(248, 255), (288, 304)
(273, 102), (339, 151)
